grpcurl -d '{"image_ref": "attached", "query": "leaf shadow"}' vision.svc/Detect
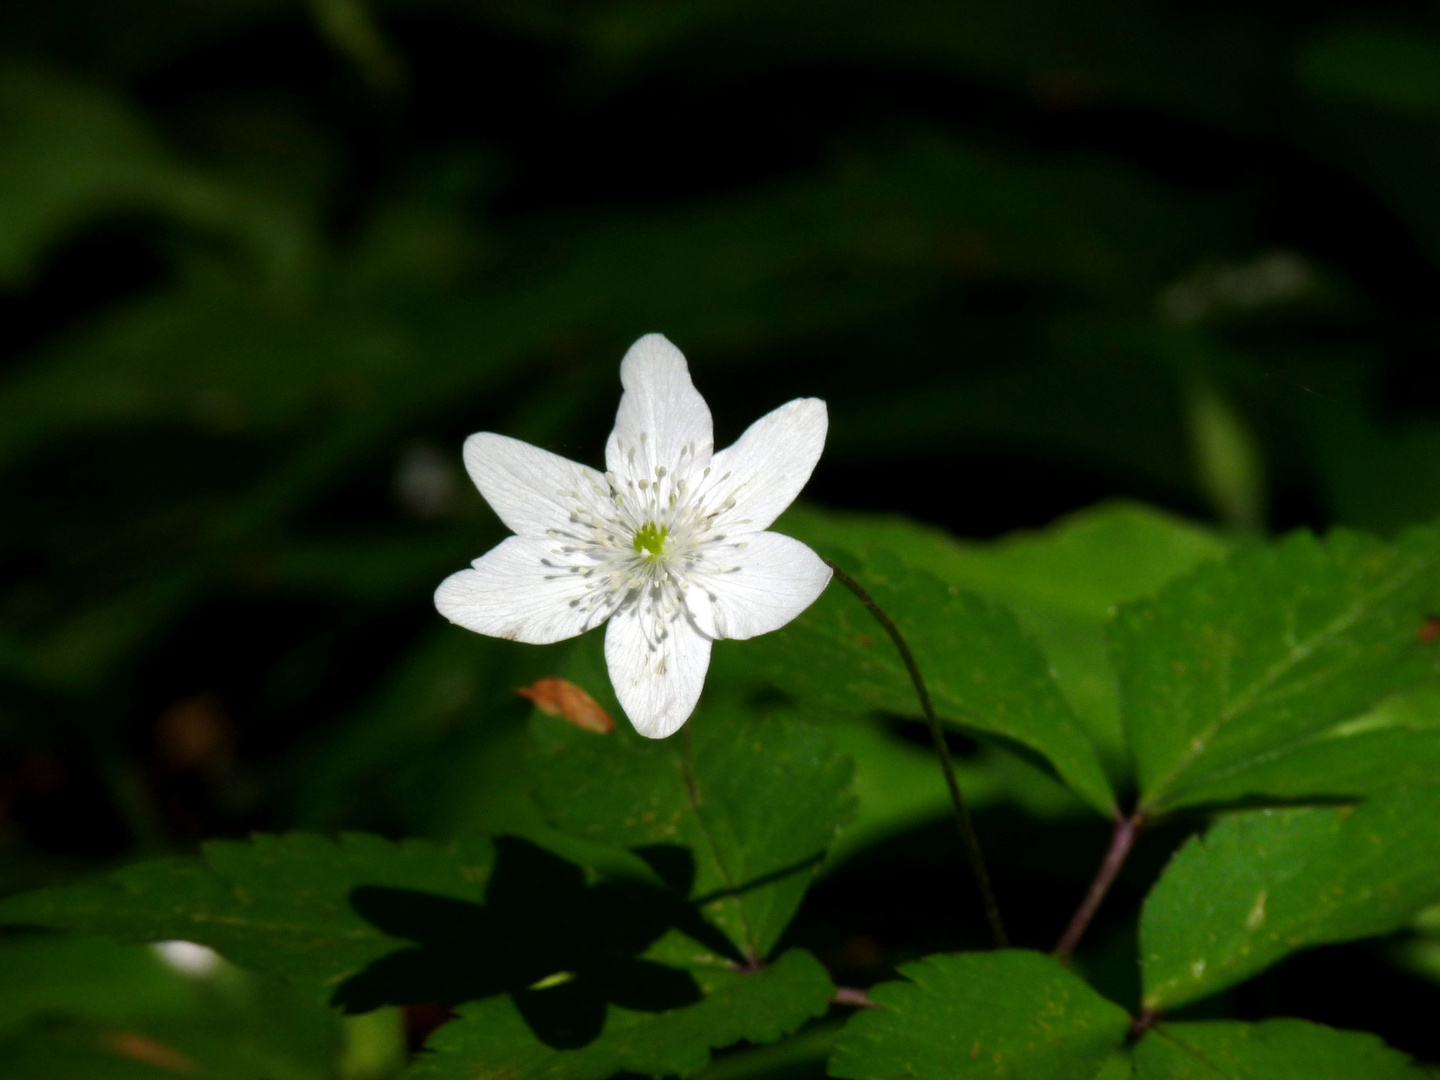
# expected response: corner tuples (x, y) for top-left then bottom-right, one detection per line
(332, 836), (733, 1049)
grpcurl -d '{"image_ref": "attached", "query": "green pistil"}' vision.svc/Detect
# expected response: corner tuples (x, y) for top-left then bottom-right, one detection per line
(633, 522), (668, 557)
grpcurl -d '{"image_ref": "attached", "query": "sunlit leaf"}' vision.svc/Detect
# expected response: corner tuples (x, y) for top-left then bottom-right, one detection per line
(1140, 785), (1440, 1010)
(779, 500), (1226, 765)
(764, 547), (1117, 815)
(1156, 681), (1440, 806)
(531, 636), (855, 961)
(1133, 1019), (1425, 1079)
(1113, 522), (1440, 813)
(829, 950), (1131, 1080)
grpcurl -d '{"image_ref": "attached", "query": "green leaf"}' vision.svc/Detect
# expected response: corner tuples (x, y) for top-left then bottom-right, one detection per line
(1155, 681), (1440, 806)
(1133, 1019), (1425, 1079)
(764, 547), (1117, 815)
(779, 500), (1227, 765)
(0, 827), (816, 1077)
(0, 833), (496, 1001)
(406, 945), (833, 1080)
(0, 936), (193, 1036)
(821, 718), (1085, 870)
(829, 950), (1131, 1080)
(0, 937), (344, 1080)
(1140, 785), (1440, 1010)
(1112, 523), (1440, 813)
(531, 637), (855, 961)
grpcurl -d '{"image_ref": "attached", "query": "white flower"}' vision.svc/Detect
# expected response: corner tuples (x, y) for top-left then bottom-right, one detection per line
(434, 333), (832, 738)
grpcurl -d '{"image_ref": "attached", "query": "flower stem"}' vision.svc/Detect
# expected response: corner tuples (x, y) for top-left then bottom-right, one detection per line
(822, 559), (1008, 949)
(1053, 811), (1141, 961)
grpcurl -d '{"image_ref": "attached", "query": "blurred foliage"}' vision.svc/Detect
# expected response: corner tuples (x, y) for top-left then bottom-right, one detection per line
(6, 0), (1440, 1075)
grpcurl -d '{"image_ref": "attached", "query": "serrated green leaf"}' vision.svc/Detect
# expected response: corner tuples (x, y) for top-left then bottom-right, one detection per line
(829, 950), (1131, 1080)
(406, 945), (832, 1080)
(1155, 681), (1440, 805)
(1112, 523), (1440, 813)
(1133, 1019), (1425, 1079)
(778, 500), (1227, 767)
(0, 833), (496, 1001)
(1140, 785), (1440, 1010)
(531, 638), (855, 961)
(764, 548), (1116, 815)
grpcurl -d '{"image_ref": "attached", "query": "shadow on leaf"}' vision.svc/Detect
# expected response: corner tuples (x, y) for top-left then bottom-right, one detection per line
(333, 836), (713, 1048)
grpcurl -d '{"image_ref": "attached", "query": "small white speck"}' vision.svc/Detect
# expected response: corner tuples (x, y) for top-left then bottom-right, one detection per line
(152, 940), (222, 977)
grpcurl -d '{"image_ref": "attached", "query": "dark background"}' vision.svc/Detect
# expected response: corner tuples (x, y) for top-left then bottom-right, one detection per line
(4, 0), (1440, 1069)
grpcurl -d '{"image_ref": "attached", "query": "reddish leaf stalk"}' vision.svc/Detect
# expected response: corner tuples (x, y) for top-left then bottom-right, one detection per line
(1054, 811), (1142, 961)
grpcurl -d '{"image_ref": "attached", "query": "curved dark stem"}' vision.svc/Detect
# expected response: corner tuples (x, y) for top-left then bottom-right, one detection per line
(823, 558), (1008, 949)
(1054, 811), (1141, 961)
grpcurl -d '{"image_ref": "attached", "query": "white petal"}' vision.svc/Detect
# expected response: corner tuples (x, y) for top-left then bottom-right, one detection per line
(704, 398), (827, 534)
(605, 606), (712, 738)
(605, 334), (714, 486)
(463, 433), (609, 538)
(683, 584), (718, 639)
(434, 536), (605, 645)
(694, 532), (832, 641)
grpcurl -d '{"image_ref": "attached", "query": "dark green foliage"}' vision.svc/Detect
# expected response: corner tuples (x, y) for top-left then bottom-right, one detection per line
(1112, 524), (1440, 813)
(410, 947), (833, 1080)
(778, 501), (1229, 771)
(0, 829), (837, 1077)
(828, 951), (1131, 1080)
(1132, 1020), (1427, 1079)
(766, 548), (1117, 815)
(6, 1), (1440, 1076)
(530, 633), (856, 962)
(0, 935), (350, 1080)
(0, 834), (497, 1001)
(1141, 786), (1440, 1009)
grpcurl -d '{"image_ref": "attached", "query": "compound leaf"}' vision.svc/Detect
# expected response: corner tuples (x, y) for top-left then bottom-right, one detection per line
(406, 945), (832, 1080)
(531, 637), (855, 962)
(1112, 523), (1440, 813)
(0, 833), (495, 1002)
(1141, 785), (1440, 1010)
(829, 950), (1131, 1080)
(764, 547), (1116, 815)
(1133, 1019), (1425, 1079)
(778, 500), (1227, 766)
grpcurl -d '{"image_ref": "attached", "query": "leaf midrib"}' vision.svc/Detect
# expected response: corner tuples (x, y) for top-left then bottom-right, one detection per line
(1140, 547), (1434, 812)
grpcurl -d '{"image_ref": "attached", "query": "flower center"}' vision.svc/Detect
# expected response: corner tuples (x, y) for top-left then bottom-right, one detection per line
(632, 521), (669, 558)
